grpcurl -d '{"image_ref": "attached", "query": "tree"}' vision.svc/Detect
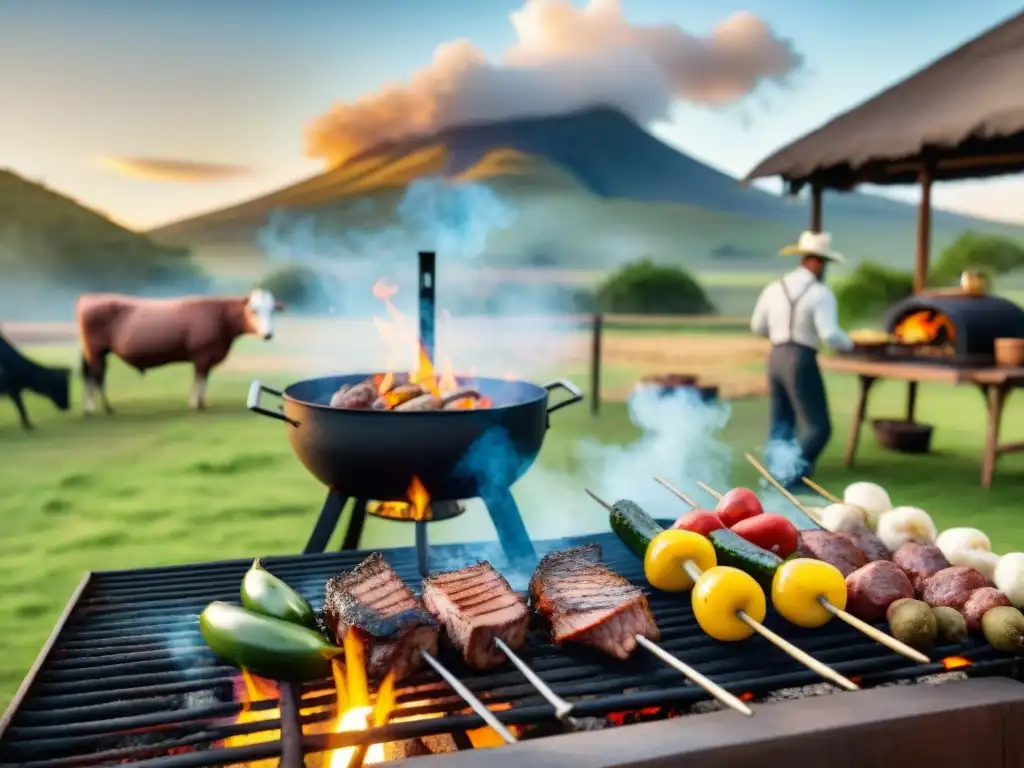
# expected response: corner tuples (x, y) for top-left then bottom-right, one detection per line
(929, 231), (1024, 286)
(834, 262), (914, 326)
(595, 258), (715, 315)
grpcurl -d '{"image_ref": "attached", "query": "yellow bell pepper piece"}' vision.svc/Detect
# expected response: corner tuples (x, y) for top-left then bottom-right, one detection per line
(771, 558), (848, 629)
(691, 566), (766, 642)
(643, 529), (717, 592)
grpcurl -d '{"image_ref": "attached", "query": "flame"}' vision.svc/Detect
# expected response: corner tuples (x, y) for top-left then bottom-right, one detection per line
(328, 632), (395, 767)
(369, 276), (493, 410)
(941, 655), (972, 670)
(894, 310), (956, 345)
(408, 476), (430, 521)
(220, 670), (281, 765)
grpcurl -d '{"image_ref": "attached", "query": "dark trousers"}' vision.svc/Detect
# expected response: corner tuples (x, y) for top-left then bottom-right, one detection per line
(767, 344), (831, 484)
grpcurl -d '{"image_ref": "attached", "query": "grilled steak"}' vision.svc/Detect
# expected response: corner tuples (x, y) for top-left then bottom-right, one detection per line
(892, 542), (950, 594)
(798, 530), (869, 577)
(323, 553), (440, 681)
(422, 562), (530, 670)
(529, 544), (659, 659)
(920, 566), (993, 613)
(845, 561), (915, 622)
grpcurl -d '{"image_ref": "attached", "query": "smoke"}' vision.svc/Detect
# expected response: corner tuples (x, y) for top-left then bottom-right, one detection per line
(94, 157), (252, 182)
(305, 0), (803, 164)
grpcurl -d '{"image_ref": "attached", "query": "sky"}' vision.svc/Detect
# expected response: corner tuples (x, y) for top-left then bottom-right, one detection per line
(1, 0), (1022, 231)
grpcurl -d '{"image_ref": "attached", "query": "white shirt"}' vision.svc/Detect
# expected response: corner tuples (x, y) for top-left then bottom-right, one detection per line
(750, 267), (853, 352)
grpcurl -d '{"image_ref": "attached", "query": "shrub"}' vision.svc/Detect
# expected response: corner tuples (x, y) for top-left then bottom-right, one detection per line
(834, 261), (914, 326)
(595, 259), (715, 315)
(929, 231), (1024, 286)
(256, 265), (343, 314)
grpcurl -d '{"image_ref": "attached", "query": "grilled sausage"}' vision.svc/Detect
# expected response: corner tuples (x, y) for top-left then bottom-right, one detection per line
(963, 587), (1011, 633)
(845, 561), (915, 622)
(394, 394), (442, 411)
(371, 384), (425, 410)
(919, 566), (993, 613)
(330, 380), (377, 409)
(892, 542), (950, 595)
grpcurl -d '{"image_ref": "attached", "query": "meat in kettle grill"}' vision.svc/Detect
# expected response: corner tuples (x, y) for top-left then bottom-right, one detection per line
(529, 544), (659, 659)
(422, 562), (530, 670)
(323, 553), (440, 681)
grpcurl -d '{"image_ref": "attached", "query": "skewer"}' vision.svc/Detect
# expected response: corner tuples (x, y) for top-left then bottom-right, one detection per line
(494, 638), (578, 722)
(802, 476), (843, 504)
(726, 458), (932, 665)
(585, 491), (761, 711)
(419, 649), (517, 743)
(740, 453), (823, 526)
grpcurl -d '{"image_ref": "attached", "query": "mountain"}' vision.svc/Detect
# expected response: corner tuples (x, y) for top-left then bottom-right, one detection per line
(149, 107), (1024, 270)
(0, 169), (205, 319)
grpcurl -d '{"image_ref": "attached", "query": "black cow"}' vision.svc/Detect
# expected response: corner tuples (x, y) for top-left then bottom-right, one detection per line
(0, 328), (71, 430)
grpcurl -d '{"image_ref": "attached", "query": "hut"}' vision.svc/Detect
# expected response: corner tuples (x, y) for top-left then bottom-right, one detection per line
(744, 9), (1024, 292)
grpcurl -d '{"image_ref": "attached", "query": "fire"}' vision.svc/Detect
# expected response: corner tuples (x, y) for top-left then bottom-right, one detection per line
(894, 310), (956, 345)
(328, 631), (394, 767)
(220, 670), (282, 766)
(370, 277), (492, 409)
(941, 655), (972, 670)
(408, 476), (431, 521)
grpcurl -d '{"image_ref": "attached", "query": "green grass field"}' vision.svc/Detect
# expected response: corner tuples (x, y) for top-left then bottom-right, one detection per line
(2, 342), (1024, 710)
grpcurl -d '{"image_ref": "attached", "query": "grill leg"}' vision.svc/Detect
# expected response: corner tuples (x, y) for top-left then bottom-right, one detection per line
(341, 499), (369, 550)
(415, 521), (429, 578)
(304, 491), (345, 554)
(480, 486), (536, 568)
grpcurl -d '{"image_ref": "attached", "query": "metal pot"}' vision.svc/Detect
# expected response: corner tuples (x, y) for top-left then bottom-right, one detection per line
(247, 374), (583, 501)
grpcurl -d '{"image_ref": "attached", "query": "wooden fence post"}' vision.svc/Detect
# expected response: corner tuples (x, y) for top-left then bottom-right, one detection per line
(590, 313), (603, 415)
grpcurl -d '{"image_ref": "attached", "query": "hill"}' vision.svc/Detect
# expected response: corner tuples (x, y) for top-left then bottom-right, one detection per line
(149, 107), (1024, 271)
(0, 169), (206, 319)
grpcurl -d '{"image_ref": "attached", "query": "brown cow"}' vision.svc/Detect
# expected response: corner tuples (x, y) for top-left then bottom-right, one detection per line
(76, 289), (282, 413)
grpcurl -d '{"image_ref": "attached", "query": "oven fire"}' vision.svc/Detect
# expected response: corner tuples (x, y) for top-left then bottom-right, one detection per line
(893, 310), (956, 346)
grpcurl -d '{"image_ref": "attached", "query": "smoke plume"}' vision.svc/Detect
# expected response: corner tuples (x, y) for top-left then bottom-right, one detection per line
(305, 0), (803, 165)
(94, 157), (252, 182)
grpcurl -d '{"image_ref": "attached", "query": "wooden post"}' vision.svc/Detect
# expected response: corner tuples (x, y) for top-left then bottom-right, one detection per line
(809, 184), (823, 232)
(590, 313), (603, 415)
(914, 166), (933, 293)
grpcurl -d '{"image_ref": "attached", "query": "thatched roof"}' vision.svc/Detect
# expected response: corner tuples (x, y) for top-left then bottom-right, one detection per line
(745, 10), (1024, 189)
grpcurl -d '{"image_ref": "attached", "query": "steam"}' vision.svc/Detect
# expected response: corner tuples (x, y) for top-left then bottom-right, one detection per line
(305, 0), (803, 164)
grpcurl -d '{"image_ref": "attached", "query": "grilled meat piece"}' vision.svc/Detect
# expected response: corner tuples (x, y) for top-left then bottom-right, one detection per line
(323, 553), (440, 681)
(529, 544), (659, 659)
(920, 566), (993, 614)
(330, 380), (377, 409)
(892, 542), (951, 595)
(798, 530), (869, 577)
(963, 587), (1011, 633)
(845, 561), (915, 622)
(837, 528), (892, 562)
(422, 562), (530, 670)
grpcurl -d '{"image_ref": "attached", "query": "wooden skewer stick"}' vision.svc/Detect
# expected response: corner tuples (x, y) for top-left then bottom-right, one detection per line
(695, 480), (722, 502)
(738, 454), (824, 527)
(652, 476), (701, 509)
(494, 638), (576, 722)
(599, 487), (857, 692)
(802, 476), (842, 504)
(739, 456), (931, 665)
(633, 636), (753, 716)
(419, 650), (517, 743)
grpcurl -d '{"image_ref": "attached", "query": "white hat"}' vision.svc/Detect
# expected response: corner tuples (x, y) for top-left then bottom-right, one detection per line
(780, 231), (845, 263)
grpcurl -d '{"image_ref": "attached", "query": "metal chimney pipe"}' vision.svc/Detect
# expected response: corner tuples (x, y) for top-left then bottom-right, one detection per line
(418, 251), (436, 365)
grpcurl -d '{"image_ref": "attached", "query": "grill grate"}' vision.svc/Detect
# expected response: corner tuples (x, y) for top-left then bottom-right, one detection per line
(0, 528), (1016, 767)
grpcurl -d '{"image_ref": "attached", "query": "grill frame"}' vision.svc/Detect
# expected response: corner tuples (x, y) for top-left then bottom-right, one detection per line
(1, 528), (1019, 767)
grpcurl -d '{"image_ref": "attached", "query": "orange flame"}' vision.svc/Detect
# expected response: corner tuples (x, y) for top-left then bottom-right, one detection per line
(894, 310), (956, 345)
(941, 655), (972, 670)
(220, 670), (281, 766)
(369, 277), (494, 410)
(408, 477), (430, 521)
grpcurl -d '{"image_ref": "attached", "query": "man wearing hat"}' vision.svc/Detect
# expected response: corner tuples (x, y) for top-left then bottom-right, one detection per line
(750, 231), (854, 491)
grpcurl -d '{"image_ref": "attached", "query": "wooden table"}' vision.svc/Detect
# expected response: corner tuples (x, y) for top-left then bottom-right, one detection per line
(820, 356), (1024, 488)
